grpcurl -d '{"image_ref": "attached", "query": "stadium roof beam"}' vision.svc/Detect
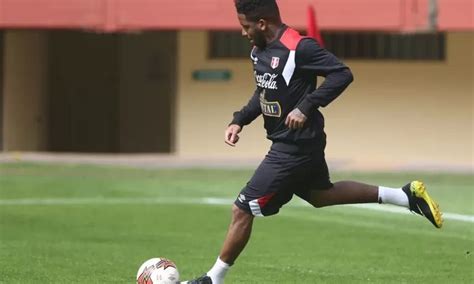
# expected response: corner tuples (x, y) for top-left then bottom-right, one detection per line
(0, 0), (472, 32)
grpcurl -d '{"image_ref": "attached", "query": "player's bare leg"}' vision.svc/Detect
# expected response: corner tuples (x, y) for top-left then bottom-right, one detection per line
(309, 181), (378, 207)
(203, 205), (254, 284)
(309, 180), (443, 228)
(218, 205), (254, 264)
(183, 205), (254, 284)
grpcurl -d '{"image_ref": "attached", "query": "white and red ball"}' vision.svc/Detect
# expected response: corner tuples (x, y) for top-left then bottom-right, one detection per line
(136, 258), (180, 284)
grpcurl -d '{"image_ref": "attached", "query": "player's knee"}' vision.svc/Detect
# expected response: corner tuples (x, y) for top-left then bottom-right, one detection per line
(308, 192), (327, 208)
(311, 200), (326, 208)
(231, 204), (253, 225)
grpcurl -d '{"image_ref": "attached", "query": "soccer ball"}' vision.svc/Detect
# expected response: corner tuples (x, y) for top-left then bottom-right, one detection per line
(136, 258), (180, 284)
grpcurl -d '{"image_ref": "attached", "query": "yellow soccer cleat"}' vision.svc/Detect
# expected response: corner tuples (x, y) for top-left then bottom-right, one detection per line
(402, 181), (443, 228)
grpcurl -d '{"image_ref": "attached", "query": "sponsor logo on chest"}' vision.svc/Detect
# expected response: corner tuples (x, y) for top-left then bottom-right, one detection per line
(254, 71), (278, 90)
(259, 90), (281, 117)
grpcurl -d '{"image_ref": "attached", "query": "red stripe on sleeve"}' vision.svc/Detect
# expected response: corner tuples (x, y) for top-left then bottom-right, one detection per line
(280, 27), (303, 50)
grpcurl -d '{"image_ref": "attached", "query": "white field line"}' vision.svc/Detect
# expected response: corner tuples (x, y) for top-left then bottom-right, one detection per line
(0, 197), (473, 223)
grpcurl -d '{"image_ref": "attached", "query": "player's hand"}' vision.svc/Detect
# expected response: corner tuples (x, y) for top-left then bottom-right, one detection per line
(225, 124), (242, 147)
(285, 108), (307, 129)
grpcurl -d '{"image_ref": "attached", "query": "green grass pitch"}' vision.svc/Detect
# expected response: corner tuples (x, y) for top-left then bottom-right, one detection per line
(0, 163), (473, 283)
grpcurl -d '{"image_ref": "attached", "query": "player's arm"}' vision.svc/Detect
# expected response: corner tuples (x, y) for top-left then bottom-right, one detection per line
(225, 88), (262, 146)
(295, 38), (354, 117)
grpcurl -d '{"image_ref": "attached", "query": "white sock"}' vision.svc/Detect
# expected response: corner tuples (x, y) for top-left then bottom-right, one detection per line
(206, 257), (230, 284)
(378, 186), (409, 207)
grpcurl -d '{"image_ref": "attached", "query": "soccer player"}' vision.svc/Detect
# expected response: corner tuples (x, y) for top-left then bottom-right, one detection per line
(183, 1), (442, 283)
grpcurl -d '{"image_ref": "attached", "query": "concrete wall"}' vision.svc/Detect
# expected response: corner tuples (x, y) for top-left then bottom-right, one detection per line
(118, 32), (176, 153)
(48, 31), (177, 153)
(176, 32), (473, 169)
(1, 31), (176, 153)
(323, 32), (473, 169)
(2, 31), (48, 151)
(0, 32), (4, 150)
(1, 30), (471, 170)
(48, 31), (120, 152)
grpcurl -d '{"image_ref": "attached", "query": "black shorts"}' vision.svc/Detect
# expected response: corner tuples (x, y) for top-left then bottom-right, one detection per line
(234, 139), (333, 217)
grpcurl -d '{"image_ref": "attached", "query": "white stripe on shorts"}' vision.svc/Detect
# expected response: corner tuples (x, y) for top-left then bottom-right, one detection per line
(249, 199), (264, 217)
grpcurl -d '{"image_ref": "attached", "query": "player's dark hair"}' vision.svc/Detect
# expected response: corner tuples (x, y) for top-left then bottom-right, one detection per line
(234, 0), (281, 22)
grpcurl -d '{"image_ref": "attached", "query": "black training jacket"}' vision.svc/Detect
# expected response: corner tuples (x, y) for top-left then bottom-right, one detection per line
(230, 24), (353, 152)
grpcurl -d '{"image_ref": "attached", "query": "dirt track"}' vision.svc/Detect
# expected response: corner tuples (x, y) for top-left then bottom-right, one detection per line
(0, 152), (471, 173)
(0, 152), (261, 169)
